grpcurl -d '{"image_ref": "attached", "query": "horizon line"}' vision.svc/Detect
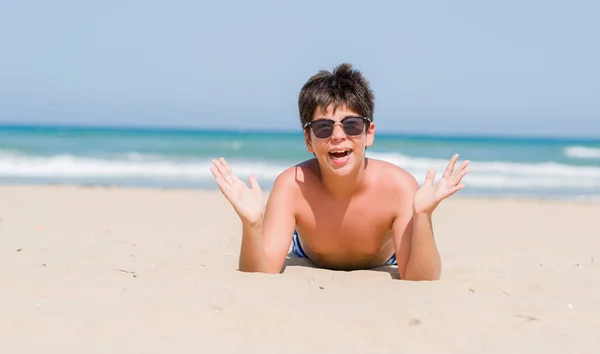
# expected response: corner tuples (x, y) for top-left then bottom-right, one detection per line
(0, 121), (598, 142)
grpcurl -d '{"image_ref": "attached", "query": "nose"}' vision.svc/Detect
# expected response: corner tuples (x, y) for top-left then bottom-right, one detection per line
(330, 123), (346, 141)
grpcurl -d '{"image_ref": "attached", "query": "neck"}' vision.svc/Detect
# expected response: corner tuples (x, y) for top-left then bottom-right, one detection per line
(319, 158), (368, 199)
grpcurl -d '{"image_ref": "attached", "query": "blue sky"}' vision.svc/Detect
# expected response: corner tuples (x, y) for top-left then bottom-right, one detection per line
(0, 0), (598, 137)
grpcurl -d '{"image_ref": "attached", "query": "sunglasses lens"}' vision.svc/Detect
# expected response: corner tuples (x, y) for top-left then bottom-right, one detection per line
(312, 120), (334, 139)
(342, 117), (366, 136)
(309, 117), (368, 138)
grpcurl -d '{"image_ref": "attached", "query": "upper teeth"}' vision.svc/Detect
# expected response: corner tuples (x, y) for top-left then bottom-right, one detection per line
(331, 150), (349, 153)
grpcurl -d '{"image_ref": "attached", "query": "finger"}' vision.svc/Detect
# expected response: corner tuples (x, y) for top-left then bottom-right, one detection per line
(248, 173), (261, 191)
(210, 166), (231, 192)
(211, 159), (224, 179)
(220, 157), (233, 174)
(211, 161), (236, 195)
(210, 163), (227, 184)
(210, 167), (232, 197)
(445, 184), (465, 198)
(450, 165), (469, 185)
(437, 184), (464, 201)
(442, 154), (459, 179)
(424, 168), (436, 185)
(453, 160), (470, 174)
(213, 158), (234, 184)
(221, 158), (238, 185)
(209, 165), (221, 179)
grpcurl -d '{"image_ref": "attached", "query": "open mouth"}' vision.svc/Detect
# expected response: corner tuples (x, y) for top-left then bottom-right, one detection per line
(328, 149), (352, 160)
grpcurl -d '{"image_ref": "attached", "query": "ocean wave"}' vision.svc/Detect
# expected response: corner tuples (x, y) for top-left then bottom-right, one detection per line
(367, 152), (600, 189)
(367, 152), (600, 178)
(121, 152), (171, 161)
(564, 146), (600, 159)
(1, 152), (600, 190)
(0, 148), (28, 157)
(0, 154), (286, 180)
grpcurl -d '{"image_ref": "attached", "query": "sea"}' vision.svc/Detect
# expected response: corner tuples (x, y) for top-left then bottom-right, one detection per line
(1, 124), (600, 200)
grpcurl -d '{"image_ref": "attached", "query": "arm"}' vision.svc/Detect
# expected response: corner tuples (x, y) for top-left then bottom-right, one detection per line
(391, 174), (441, 281)
(393, 154), (469, 280)
(404, 211), (441, 280)
(238, 170), (297, 274)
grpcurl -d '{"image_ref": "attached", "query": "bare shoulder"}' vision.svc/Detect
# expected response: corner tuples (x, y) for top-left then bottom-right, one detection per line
(366, 159), (419, 246)
(269, 158), (320, 195)
(368, 158), (419, 191)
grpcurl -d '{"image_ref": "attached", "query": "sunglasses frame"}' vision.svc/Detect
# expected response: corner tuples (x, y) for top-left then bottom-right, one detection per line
(303, 116), (372, 139)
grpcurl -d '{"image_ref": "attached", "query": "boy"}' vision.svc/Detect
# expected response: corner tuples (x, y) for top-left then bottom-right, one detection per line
(210, 63), (469, 280)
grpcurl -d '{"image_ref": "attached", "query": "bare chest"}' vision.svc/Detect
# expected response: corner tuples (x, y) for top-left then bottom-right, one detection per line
(294, 194), (395, 260)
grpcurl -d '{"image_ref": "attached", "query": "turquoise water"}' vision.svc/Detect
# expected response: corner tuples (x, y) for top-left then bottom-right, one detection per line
(1, 124), (600, 199)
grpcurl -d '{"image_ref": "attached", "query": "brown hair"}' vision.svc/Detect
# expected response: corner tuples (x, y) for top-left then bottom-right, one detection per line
(298, 63), (375, 128)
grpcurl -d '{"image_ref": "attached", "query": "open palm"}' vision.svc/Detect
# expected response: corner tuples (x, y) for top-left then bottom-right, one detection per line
(413, 154), (470, 215)
(210, 157), (265, 224)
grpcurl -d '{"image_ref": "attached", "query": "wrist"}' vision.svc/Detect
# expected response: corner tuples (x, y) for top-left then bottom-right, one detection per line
(242, 219), (262, 229)
(413, 209), (433, 218)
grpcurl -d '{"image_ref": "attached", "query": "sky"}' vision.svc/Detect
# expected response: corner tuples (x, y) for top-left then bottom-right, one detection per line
(0, 0), (598, 137)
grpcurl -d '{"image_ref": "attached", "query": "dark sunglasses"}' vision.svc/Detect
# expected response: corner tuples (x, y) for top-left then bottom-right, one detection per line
(304, 116), (372, 139)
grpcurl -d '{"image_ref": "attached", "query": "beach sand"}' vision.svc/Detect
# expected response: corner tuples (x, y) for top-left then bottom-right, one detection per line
(1, 185), (599, 353)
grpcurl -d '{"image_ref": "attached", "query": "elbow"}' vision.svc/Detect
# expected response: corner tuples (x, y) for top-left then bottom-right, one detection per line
(402, 272), (440, 281)
(238, 267), (281, 274)
(238, 260), (283, 275)
(237, 246), (286, 274)
(238, 267), (280, 274)
(402, 270), (441, 281)
(401, 263), (441, 281)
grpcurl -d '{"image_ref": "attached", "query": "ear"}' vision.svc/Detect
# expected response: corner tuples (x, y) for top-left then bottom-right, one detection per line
(304, 129), (315, 153)
(365, 122), (375, 147)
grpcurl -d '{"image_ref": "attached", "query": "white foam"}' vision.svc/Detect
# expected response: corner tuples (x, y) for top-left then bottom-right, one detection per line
(1, 151), (600, 190)
(367, 152), (600, 189)
(0, 154), (286, 181)
(564, 146), (600, 159)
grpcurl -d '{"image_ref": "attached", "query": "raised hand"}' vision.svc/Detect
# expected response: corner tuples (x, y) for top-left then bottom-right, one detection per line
(209, 157), (265, 225)
(413, 154), (470, 215)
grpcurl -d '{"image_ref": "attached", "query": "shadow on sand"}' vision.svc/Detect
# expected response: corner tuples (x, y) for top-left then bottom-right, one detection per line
(281, 252), (400, 280)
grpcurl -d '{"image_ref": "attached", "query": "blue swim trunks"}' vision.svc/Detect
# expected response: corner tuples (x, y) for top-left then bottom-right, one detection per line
(291, 230), (397, 266)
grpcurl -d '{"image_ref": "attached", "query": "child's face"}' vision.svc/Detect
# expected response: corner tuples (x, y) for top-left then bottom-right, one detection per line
(304, 104), (375, 175)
